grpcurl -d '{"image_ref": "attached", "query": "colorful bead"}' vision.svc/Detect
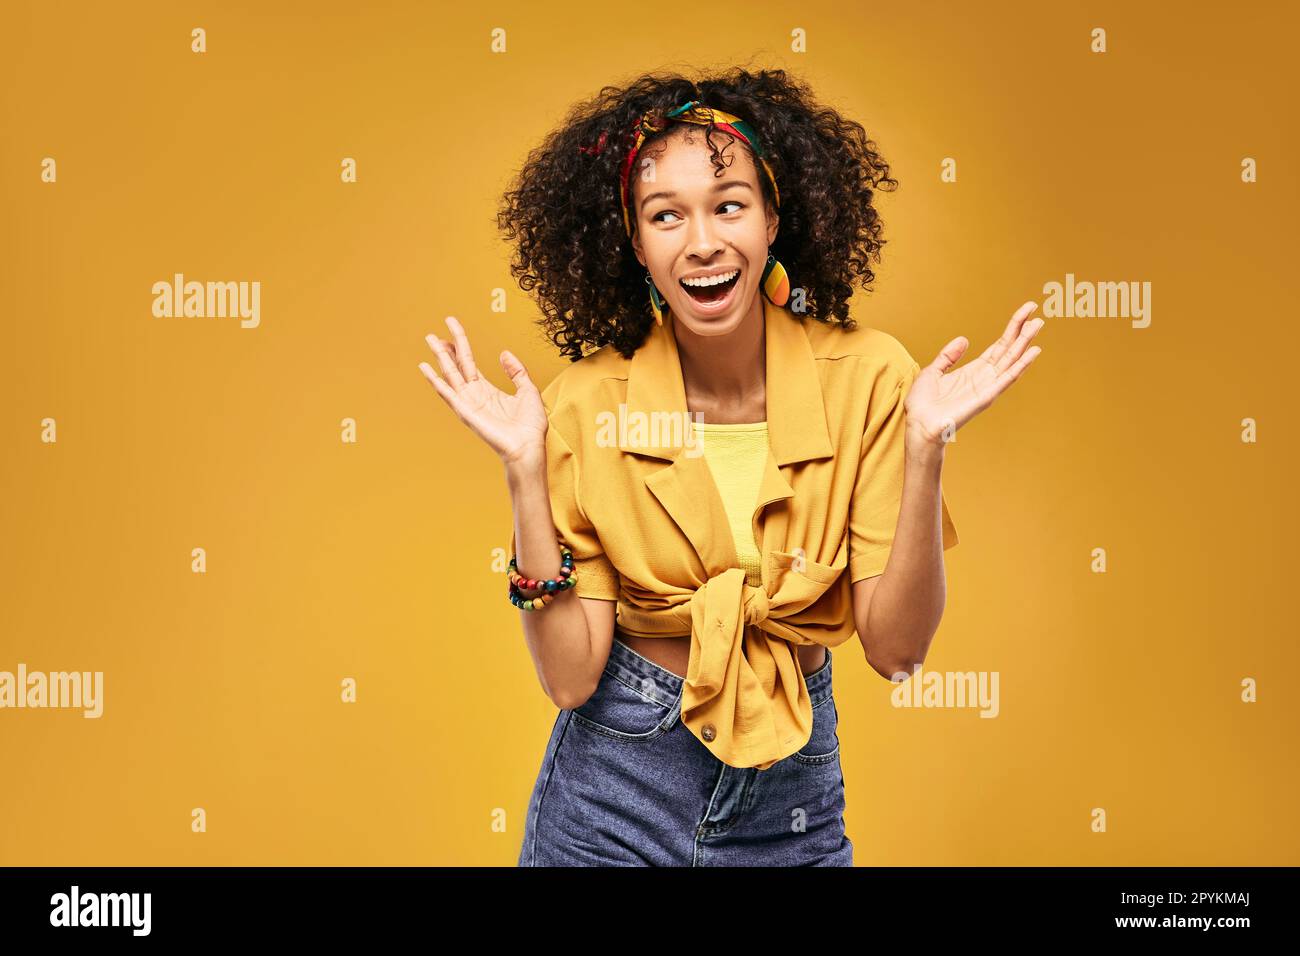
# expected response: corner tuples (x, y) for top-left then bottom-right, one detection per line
(507, 542), (579, 611)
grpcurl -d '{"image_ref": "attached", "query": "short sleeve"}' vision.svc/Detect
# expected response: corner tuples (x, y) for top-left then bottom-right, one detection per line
(848, 360), (959, 583)
(508, 417), (620, 601)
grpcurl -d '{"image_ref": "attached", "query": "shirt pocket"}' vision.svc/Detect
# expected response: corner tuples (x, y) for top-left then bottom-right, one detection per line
(767, 549), (844, 587)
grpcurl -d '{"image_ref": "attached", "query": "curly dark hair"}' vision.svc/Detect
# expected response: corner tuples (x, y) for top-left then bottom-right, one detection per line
(497, 66), (898, 362)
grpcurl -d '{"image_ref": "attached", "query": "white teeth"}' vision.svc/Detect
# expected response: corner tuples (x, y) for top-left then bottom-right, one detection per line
(680, 269), (739, 288)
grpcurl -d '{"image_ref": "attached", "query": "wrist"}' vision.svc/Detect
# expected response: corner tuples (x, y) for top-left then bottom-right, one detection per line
(904, 424), (948, 467)
(503, 446), (547, 486)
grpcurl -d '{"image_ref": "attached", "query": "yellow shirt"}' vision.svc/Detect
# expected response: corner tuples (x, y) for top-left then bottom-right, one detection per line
(689, 421), (769, 589)
(512, 296), (958, 770)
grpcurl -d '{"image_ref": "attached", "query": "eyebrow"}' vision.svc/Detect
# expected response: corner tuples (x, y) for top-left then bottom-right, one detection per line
(638, 179), (755, 211)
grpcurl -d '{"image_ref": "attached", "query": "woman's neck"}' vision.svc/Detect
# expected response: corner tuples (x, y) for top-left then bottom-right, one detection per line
(671, 294), (767, 424)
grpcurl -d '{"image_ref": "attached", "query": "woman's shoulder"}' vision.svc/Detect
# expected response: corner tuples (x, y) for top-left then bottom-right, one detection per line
(537, 343), (631, 420)
(800, 312), (920, 388)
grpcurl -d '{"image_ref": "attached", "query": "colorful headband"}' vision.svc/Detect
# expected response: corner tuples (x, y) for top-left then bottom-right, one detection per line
(590, 100), (781, 238)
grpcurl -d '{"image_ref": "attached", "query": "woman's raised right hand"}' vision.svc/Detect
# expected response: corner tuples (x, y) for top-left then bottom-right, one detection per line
(418, 316), (547, 468)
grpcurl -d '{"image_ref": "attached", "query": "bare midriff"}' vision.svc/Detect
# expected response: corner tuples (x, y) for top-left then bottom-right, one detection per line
(615, 627), (827, 678)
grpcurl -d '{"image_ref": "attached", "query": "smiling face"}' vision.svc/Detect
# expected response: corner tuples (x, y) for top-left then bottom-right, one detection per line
(629, 126), (779, 338)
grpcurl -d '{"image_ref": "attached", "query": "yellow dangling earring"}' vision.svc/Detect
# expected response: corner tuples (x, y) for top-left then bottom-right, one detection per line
(645, 272), (667, 327)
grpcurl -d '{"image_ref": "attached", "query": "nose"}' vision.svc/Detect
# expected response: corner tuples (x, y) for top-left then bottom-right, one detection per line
(685, 214), (725, 261)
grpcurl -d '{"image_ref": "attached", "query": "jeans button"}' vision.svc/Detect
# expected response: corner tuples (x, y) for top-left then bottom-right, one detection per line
(701, 722), (716, 741)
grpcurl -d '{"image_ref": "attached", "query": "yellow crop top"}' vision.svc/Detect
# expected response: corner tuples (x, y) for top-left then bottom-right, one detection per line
(690, 420), (769, 588)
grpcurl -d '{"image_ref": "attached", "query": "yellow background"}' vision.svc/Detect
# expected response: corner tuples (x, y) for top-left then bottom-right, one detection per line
(2, 0), (1296, 865)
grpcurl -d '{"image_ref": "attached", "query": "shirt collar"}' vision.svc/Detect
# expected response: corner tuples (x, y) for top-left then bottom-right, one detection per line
(618, 294), (835, 465)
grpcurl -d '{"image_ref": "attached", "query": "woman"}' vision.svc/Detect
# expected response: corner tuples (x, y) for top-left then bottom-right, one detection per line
(419, 68), (1042, 866)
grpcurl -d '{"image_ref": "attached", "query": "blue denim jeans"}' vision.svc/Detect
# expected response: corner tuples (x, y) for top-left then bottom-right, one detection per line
(518, 636), (853, 866)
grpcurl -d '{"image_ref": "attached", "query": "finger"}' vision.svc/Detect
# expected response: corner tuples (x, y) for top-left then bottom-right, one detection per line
(981, 300), (1037, 367)
(417, 360), (466, 416)
(425, 333), (467, 390)
(445, 316), (481, 382)
(499, 349), (534, 391)
(994, 314), (1045, 376)
(928, 336), (970, 374)
(983, 300), (1036, 364)
(993, 344), (1042, 396)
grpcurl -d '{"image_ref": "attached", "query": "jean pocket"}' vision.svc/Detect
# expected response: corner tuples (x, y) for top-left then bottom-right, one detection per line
(790, 695), (841, 766)
(569, 667), (677, 741)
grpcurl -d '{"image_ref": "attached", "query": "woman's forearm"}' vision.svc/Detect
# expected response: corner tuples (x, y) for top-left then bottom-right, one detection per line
(858, 432), (949, 677)
(505, 451), (600, 709)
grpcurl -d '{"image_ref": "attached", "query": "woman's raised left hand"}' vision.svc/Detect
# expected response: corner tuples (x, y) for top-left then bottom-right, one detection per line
(903, 300), (1044, 448)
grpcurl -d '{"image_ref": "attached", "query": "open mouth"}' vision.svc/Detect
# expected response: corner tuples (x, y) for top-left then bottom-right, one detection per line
(679, 269), (741, 305)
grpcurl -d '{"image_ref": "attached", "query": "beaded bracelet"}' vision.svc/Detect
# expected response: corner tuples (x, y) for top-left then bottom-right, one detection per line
(507, 544), (577, 610)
